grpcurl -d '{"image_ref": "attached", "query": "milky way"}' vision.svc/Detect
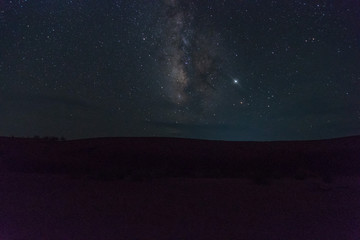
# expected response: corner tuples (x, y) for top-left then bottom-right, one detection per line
(160, 0), (224, 108)
(1, 0), (359, 140)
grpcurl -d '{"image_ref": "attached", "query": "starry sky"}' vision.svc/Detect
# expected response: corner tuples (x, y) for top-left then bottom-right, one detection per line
(0, 0), (359, 141)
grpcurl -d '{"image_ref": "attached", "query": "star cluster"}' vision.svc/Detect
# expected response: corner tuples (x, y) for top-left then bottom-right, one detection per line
(0, 0), (359, 140)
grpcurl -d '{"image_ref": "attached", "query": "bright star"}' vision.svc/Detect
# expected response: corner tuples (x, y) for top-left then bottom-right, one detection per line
(233, 79), (239, 84)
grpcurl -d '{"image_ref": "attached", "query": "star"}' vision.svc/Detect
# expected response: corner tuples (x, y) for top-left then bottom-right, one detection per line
(0, 0), (358, 141)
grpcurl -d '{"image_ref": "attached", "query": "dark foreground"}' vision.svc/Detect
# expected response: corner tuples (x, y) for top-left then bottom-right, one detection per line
(1, 136), (360, 180)
(0, 136), (359, 239)
(0, 173), (359, 240)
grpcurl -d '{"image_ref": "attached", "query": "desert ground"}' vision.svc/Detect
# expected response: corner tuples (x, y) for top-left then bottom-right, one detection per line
(0, 136), (359, 239)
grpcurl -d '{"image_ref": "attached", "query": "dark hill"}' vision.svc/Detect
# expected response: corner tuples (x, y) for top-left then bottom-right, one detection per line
(0, 136), (359, 181)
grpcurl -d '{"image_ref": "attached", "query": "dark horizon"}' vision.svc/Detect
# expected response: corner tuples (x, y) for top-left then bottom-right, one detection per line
(2, 134), (359, 180)
(2, 133), (360, 143)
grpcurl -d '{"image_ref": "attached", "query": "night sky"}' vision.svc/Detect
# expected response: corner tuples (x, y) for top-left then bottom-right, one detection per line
(0, 0), (359, 141)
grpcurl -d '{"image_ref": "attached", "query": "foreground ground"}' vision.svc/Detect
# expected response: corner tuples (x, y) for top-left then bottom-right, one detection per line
(0, 173), (359, 240)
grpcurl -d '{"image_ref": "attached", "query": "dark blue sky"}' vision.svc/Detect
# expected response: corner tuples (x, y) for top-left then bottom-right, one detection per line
(0, 0), (359, 140)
